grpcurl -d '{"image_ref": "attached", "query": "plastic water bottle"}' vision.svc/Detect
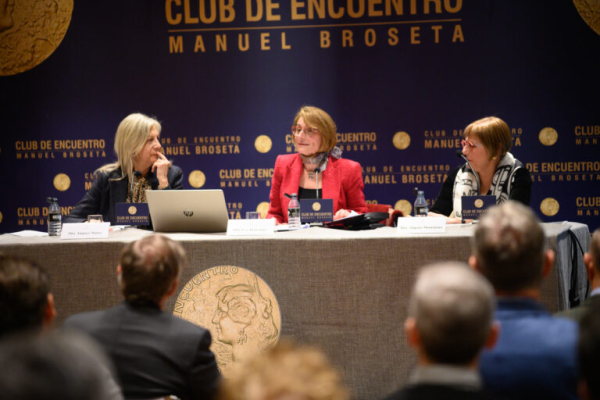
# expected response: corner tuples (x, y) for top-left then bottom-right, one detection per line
(414, 190), (428, 217)
(288, 193), (301, 230)
(47, 197), (62, 236)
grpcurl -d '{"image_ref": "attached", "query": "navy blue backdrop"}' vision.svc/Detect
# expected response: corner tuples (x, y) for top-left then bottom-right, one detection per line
(1, 0), (599, 233)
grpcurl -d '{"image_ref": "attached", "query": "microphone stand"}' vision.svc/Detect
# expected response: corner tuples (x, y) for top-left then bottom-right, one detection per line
(314, 167), (321, 199)
(455, 150), (480, 195)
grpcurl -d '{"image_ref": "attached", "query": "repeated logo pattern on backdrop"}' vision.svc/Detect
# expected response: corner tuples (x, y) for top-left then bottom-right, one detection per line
(0, 1), (598, 232)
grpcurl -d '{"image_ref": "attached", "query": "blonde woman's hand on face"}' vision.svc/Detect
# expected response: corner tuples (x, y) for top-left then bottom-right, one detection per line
(152, 153), (171, 188)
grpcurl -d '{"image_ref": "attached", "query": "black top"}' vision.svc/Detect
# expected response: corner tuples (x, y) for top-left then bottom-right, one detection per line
(298, 187), (318, 199)
(430, 165), (532, 216)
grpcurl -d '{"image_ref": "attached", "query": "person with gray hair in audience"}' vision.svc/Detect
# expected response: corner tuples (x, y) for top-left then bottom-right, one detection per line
(382, 262), (500, 400)
(470, 201), (578, 400)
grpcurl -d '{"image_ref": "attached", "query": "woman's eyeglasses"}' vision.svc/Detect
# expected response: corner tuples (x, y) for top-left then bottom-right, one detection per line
(461, 139), (479, 149)
(291, 126), (319, 138)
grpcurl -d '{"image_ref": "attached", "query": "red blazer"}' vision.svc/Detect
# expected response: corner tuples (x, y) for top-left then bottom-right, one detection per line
(267, 153), (368, 223)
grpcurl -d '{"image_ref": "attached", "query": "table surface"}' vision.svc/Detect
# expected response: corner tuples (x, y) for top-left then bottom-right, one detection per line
(0, 220), (582, 243)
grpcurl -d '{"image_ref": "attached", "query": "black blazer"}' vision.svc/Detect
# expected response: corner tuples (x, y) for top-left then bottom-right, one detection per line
(63, 301), (221, 400)
(66, 166), (183, 224)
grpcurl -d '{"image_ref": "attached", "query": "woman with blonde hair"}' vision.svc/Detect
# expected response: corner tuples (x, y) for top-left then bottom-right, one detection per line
(67, 113), (183, 224)
(267, 106), (368, 223)
(429, 116), (531, 220)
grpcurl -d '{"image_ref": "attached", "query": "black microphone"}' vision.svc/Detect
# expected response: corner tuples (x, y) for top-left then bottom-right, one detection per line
(314, 167), (321, 199)
(455, 150), (480, 194)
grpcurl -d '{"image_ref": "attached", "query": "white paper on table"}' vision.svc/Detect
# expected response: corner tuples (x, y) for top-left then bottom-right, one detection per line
(7, 230), (48, 237)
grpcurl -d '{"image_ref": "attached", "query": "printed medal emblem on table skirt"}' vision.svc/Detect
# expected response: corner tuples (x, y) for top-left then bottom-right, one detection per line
(173, 266), (281, 376)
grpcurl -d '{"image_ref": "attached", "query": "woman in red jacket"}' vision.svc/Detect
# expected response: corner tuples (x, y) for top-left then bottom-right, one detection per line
(267, 106), (368, 224)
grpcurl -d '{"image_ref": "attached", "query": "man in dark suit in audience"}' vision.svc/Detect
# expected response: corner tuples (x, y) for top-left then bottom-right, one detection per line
(578, 298), (600, 400)
(556, 227), (600, 321)
(470, 201), (578, 400)
(0, 254), (56, 337)
(64, 234), (221, 400)
(382, 262), (500, 400)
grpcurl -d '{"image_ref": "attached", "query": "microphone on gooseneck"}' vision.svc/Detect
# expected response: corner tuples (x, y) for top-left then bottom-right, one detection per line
(315, 167), (321, 199)
(455, 150), (480, 195)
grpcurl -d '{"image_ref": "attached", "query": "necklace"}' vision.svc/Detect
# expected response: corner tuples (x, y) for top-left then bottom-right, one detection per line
(304, 165), (315, 180)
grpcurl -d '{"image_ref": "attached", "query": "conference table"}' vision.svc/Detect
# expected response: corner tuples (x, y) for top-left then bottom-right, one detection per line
(0, 221), (590, 400)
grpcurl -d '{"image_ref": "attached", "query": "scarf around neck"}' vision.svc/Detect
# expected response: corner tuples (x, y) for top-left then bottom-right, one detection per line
(299, 146), (342, 174)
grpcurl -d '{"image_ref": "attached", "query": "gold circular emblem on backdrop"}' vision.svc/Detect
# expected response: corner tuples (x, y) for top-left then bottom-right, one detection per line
(174, 266), (281, 376)
(393, 132), (411, 150)
(540, 198), (560, 217)
(474, 199), (484, 208)
(395, 200), (412, 216)
(573, 0), (600, 35)
(53, 173), (71, 192)
(128, 206), (137, 215)
(312, 202), (321, 211)
(0, 211), (3, 224)
(256, 202), (270, 219)
(254, 135), (272, 154)
(188, 170), (206, 188)
(539, 127), (558, 146)
(0, 0), (74, 76)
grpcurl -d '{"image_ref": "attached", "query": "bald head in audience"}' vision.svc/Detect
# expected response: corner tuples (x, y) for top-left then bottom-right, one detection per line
(406, 262), (498, 367)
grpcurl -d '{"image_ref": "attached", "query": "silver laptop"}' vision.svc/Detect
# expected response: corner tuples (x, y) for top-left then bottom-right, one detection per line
(146, 189), (229, 233)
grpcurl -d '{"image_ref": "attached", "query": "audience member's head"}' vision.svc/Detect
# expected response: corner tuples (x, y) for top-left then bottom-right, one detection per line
(470, 201), (554, 294)
(218, 339), (349, 400)
(0, 330), (115, 400)
(0, 254), (56, 337)
(118, 234), (185, 307)
(406, 262), (498, 366)
(584, 228), (600, 288)
(578, 297), (600, 400)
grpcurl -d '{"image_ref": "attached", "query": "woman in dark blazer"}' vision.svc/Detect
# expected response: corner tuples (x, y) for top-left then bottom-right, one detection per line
(67, 113), (183, 224)
(267, 106), (368, 224)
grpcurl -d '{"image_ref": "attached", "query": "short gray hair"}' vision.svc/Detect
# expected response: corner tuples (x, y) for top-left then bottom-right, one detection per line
(409, 262), (495, 365)
(473, 201), (546, 292)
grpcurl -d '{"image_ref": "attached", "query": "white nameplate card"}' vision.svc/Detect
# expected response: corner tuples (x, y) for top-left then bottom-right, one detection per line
(61, 222), (110, 240)
(396, 217), (446, 234)
(227, 219), (275, 236)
